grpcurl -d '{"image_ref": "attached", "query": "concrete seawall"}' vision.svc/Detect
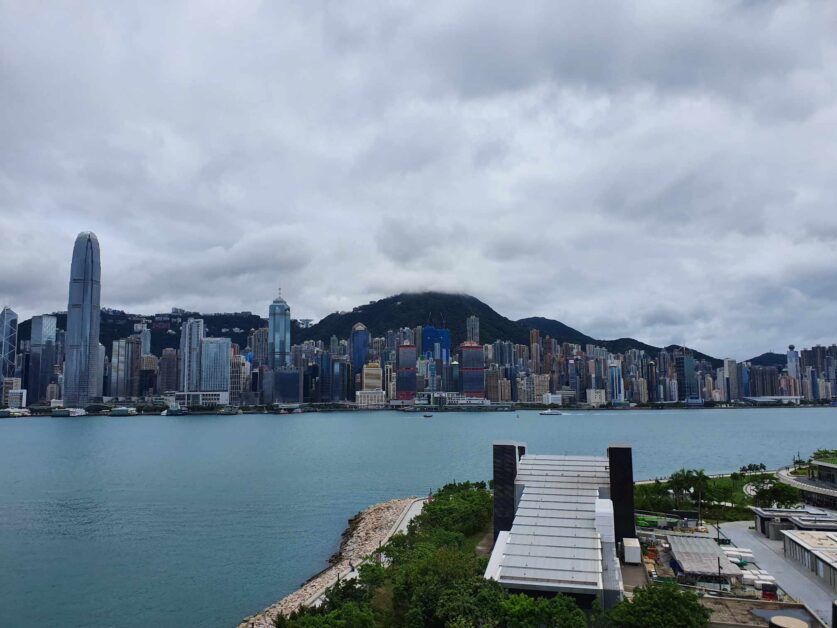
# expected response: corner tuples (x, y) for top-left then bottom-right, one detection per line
(238, 497), (417, 628)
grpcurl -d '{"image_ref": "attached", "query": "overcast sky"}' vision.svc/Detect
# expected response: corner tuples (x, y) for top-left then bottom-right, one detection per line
(2, 2), (836, 359)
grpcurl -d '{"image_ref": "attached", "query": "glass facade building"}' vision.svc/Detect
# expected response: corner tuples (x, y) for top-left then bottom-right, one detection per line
(64, 232), (101, 407)
(350, 323), (370, 375)
(200, 337), (231, 392)
(421, 326), (451, 363)
(268, 292), (291, 369)
(179, 318), (205, 392)
(0, 306), (17, 382)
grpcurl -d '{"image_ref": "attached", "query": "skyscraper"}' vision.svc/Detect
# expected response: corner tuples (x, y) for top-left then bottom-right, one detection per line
(396, 343), (417, 400)
(787, 345), (800, 381)
(460, 341), (485, 398)
(179, 318), (205, 392)
(268, 291), (291, 369)
(157, 348), (178, 393)
(64, 231), (101, 407)
(0, 306), (17, 383)
(466, 315), (479, 343)
(200, 337), (231, 392)
(350, 322), (370, 374)
(28, 314), (57, 404)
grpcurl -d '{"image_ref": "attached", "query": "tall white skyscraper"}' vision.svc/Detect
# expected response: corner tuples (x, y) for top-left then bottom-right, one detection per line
(787, 345), (800, 381)
(268, 290), (291, 369)
(179, 318), (205, 392)
(64, 232), (101, 407)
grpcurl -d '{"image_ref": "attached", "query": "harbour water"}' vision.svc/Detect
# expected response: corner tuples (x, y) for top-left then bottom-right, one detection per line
(1, 407), (835, 627)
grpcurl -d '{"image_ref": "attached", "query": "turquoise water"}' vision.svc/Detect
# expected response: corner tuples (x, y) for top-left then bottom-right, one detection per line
(1, 407), (835, 627)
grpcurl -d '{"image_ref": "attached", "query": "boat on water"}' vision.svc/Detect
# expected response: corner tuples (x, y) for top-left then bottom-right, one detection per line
(218, 406), (241, 415)
(110, 407), (138, 416)
(538, 409), (563, 416)
(52, 408), (87, 417)
(161, 403), (188, 416)
(423, 413), (433, 418)
(0, 408), (31, 418)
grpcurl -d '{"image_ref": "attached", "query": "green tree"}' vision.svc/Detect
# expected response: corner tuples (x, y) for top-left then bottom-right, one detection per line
(607, 582), (710, 628)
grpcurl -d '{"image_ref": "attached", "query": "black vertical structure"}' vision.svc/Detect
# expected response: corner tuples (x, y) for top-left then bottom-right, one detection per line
(607, 444), (636, 545)
(493, 441), (526, 541)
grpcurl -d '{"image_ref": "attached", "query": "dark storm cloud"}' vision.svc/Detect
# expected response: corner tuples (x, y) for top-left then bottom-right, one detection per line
(1, 1), (836, 359)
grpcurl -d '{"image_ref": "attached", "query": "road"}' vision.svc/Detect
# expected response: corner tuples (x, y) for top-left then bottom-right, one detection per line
(718, 521), (834, 626)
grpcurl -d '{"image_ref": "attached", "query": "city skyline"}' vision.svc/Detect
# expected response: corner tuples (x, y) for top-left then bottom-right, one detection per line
(3, 3), (837, 360)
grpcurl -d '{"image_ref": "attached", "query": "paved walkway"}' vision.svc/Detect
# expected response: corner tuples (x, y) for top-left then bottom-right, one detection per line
(306, 498), (427, 608)
(718, 521), (834, 626)
(778, 468), (837, 499)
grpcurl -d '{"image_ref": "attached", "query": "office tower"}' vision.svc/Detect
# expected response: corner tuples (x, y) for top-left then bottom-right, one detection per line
(420, 326), (451, 363)
(139, 354), (159, 396)
(0, 307), (18, 383)
(350, 322), (370, 374)
(28, 315), (57, 404)
(362, 362), (383, 390)
(674, 353), (696, 401)
(530, 329), (541, 374)
(395, 343), (417, 400)
(128, 336), (142, 397)
(230, 348), (247, 406)
(329, 335), (340, 356)
(724, 358), (740, 402)
(787, 345), (800, 381)
(460, 341), (485, 398)
(139, 327), (151, 355)
(466, 315), (479, 343)
(2, 377), (21, 406)
(109, 337), (139, 398)
(274, 366), (303, 403)
(157, 348), (178, 393)
(608, 359), (624, 403)
(268, 291), (291, 369)
(248, 327), (269, 366)
(94, 343), (105, 398)
(413, 326), (423, 357)
(64, 231), (101, 407)
(179, 318), (205, 391)
(200, 337), (232, 392)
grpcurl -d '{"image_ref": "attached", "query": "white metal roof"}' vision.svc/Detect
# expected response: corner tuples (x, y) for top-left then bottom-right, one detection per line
(668, 535), (743, 578)
(486, 453), (611, 594)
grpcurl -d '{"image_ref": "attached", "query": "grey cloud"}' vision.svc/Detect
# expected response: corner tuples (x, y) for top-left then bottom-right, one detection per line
(2, 1), (837, 359)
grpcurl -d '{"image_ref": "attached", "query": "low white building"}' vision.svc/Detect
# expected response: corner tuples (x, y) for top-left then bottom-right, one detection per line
(7, 389), (26, 409)
(586, 389), (607, 407)
(167, 391), (230, 407)
(356, 389), (386, 408)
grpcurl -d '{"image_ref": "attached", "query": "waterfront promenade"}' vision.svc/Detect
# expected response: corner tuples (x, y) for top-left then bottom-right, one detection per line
(239, 497), (426, 628)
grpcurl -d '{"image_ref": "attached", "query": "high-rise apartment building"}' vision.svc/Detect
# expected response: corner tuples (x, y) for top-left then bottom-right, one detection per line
(268, 291), (291, 369)
(200, 337), (231, 393)
(64, 231), (101, 407)
(466, 315), (479, 343)
(179, 318), (205, 392)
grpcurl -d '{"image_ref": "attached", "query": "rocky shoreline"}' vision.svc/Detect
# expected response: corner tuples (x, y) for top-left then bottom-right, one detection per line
(238, 497), (415, 628)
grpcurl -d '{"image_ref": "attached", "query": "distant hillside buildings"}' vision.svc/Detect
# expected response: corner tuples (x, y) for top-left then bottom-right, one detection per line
(2, 234), (837, 410)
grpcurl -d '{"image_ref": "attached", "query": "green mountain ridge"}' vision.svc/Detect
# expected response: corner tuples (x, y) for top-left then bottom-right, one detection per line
(15, 291), (726, 364)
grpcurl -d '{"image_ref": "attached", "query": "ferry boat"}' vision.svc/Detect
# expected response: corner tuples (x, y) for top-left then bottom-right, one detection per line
(110, 407), (138, 416)
(52, 408), (87, 417)
(161, 403), (188, 416)
(538, 409), (563, 416)
(218, 406), (241, 415)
